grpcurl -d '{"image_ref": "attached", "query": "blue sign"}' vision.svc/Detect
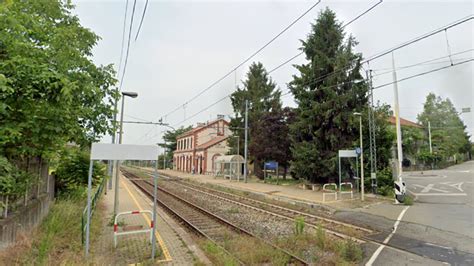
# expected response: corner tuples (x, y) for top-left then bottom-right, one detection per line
(264, 161), (278, 170)
(355, 147), (361, 155)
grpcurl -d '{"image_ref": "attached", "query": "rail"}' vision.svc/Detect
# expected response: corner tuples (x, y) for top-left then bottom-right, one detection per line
(124, 170), (309, 265)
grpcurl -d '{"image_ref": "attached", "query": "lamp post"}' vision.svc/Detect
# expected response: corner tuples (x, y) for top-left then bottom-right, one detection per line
(114, 91), (138, 216)
(354, 112), (364, 201)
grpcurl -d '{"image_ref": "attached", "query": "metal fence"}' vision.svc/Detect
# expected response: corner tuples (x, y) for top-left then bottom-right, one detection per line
(81, 176), (107, 244)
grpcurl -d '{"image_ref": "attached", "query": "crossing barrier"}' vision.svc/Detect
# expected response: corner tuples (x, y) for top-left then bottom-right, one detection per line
(114, 210), (153, 248)
(339, 182), (353, 199)
(322, 183), (338, 202)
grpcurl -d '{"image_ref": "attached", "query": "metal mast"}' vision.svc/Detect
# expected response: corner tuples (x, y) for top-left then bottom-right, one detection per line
(367, 69), (378, 193)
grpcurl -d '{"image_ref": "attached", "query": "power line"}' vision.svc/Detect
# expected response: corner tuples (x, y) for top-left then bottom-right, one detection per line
(370, 49), (473, 77)
(139, 9), (472, 141)
(153, 0), (383, 133)
(373, 59), (473, 90)
(171, 95), (231, 127)
(117, 0), (129, 78)
(119, 0), (138, 89)
(276, 15), (474, 96)
(135, 0), (149, 41)
(367, 15), (473, 63)
(156, 0), (322, 121)
(268, 0), (383, 74)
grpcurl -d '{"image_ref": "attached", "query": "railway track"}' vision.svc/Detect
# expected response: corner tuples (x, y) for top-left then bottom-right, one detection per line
(169, 178), (374, 240)
(123, 170), (309, 265)
(126, 167), (453, 265)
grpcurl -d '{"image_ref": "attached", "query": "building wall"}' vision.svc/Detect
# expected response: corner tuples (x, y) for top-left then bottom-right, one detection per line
(206, 140), (230, 172)
(174, 119), (231, 174)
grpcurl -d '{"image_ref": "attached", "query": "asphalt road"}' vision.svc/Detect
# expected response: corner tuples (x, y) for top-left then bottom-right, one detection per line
(335, 160), (474, 266)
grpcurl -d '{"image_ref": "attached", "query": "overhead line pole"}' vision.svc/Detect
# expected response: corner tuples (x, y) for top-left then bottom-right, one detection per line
(392, 53), (404, 183)
(244, 100), (249, 183)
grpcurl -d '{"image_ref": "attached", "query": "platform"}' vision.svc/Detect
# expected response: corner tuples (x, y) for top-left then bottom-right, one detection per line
(91, 173), (198, 265)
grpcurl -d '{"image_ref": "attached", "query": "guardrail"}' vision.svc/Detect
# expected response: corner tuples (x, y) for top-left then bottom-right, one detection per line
(114, 210), (153, 248)
(81, 176), (106, 244)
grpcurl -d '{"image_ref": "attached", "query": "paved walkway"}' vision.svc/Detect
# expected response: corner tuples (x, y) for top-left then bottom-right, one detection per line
(92, 173), (199, 265)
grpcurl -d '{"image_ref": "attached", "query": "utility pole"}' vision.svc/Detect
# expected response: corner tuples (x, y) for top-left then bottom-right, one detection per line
(392, 53), (403, 183)
(108, 87), (119, 193)
(163, 145), (166, 169)
(428, 120), (432, 154)
(244, 100), (248, 183)
(359, 115), (364, 201)
(114, 91), (138, 216)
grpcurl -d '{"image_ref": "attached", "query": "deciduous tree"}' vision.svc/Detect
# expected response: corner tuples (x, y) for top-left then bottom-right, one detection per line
(417, 93), (470, 160)
(0, 0), (118, 161)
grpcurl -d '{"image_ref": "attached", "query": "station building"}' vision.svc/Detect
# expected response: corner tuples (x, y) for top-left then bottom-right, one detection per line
(173, 117), (231, 174)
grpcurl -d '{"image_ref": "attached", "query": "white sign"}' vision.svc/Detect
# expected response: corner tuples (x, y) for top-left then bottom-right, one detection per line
(338, 150), (357, 158)
(91, 143), (159, 160)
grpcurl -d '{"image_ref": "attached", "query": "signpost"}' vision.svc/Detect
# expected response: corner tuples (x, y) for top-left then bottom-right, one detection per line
(264, 161), (278, 182)
(338, 150), (357, 194)
(85, 143), (159, 260)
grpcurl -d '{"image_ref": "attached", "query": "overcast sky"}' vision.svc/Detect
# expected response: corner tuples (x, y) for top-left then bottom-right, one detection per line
(72, 0), (473, 145)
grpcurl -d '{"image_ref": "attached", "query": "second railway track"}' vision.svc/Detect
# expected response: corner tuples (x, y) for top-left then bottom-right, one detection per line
(123, 170), (309, 265)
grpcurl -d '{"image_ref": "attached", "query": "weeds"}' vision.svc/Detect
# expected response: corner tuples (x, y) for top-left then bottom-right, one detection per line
(294, 216), (305, 235)
(315, 224), (325, 250)
(404, 195), (414, 205)
(226, 207), (239, 214)
(338, 239), (363, 262)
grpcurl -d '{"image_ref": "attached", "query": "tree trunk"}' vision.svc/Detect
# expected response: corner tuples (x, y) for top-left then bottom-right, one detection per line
(283, 167), (287, 179)
(253, 159), (264, 179)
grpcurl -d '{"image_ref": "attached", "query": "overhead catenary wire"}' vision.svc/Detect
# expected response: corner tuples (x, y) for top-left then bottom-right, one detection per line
(273, 15), (474, 96)
(174, 53), (473, 128)
(153, 0), (383, 132)
(119, 0), (138, 89)
(134, 0), (149, 41)
(156, 0), (323, 122)
(137, 9), (472, 143)
(117, 0), (129, 79)
(372, 58), (473, 90)
(268, 0), (383, 74)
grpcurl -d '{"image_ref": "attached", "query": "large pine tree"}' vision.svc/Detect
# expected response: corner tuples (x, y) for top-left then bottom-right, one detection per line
(230, 62), (281, 177)
(289, 8), (368, 183)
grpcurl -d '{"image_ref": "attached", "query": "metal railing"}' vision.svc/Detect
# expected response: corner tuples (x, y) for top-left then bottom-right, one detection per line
(81, 176), (107, 244)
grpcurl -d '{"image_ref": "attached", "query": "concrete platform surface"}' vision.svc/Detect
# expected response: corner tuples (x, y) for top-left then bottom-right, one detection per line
(92, 173), (199, 265)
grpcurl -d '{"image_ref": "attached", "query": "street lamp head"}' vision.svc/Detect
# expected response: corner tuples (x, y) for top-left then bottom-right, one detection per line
(353, 112), (362, 116)
(122, 91), (138, 98)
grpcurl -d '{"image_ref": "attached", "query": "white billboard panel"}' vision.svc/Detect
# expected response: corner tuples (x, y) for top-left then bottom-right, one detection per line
(338, 149), (357, 158)
(91, 143), (159, 160)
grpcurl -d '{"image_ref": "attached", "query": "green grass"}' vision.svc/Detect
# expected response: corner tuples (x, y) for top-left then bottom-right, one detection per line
(276, 227), (364, 265)
(200, 240), (238, 266)
(0, 189), (105, 265)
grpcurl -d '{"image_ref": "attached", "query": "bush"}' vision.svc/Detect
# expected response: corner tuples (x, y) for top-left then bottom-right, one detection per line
(54, 148), (105, 195)
(376, 167), (395, 196)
